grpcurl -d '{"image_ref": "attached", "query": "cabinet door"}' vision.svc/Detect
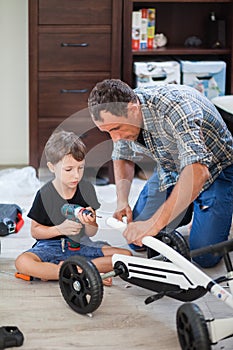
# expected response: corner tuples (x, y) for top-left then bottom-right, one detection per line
(39, 73), (110, 117)
(38, 0), (112, 25)
(39, 33), (111, 71)
(29, 0), (122, 181)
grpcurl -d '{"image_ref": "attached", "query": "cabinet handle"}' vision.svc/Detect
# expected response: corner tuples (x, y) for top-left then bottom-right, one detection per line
(196, 75), (212, 80)
(61, 43), (89, 47)
(60, 89), (88, 94)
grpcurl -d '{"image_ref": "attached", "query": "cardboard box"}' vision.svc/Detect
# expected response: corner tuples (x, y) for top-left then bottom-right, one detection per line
(134, 61), (181, 87)
(180, 60), (226, 100)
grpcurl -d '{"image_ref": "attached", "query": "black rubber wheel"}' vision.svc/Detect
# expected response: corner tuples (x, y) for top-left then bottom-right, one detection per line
(147, 230), (190, 261)
(59, 256), (103, 314)
(176, 302), (211, 350)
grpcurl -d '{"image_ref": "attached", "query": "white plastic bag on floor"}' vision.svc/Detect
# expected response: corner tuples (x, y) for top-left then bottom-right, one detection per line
(0, 166), (42, 208)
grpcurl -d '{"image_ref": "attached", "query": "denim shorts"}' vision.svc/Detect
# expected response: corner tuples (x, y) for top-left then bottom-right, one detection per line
(26, 236), (107, 265)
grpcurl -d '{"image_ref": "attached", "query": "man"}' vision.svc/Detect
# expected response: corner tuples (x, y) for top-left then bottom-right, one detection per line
(88, 79), (233, 268)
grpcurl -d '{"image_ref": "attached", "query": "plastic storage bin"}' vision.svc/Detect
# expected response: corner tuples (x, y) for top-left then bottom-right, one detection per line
(134, 61), (181, 87)
(212, 95), (233, 135)
(180, 60), (226, 100)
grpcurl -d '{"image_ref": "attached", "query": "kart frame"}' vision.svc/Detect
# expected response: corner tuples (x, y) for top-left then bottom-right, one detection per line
(59, 235), (233, 348)
(111, 236), (233, 345)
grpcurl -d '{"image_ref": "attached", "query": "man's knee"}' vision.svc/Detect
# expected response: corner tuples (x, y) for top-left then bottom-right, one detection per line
(191, 253), (222, 268)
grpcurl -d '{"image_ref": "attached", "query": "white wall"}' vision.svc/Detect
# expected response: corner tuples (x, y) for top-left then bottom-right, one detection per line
(0, 0), (28, 165)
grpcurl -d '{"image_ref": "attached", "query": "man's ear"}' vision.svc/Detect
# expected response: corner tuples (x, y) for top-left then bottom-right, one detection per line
(128, 102), (141, 124)
(47, 162), (55, 173)
(128, 102), (138, 113)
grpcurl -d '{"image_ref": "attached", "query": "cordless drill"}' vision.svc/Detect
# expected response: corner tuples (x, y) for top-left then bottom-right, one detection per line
(61, 204), (94, 250)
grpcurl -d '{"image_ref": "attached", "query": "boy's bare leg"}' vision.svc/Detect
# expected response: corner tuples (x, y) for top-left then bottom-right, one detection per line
(15, 246), (132, 286)
(15, 252), (61, 281)
(15, 252), (114, 286)
(91, 256), (115, 286)
(102, 246), (132, 258)
(91, 246), (132, 286)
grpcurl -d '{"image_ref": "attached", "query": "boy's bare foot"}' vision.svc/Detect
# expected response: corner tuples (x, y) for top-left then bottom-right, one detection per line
(101, 276), (112, 287)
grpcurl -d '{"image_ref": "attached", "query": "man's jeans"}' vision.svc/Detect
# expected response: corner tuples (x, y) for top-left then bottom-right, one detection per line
(132, 164), (233, 268)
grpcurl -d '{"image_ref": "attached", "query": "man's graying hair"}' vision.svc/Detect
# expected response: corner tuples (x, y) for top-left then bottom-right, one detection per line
(88, 79), (138, 121)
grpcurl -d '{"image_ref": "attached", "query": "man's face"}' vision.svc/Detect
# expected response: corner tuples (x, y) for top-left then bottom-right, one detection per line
(93, 103), (142, 142)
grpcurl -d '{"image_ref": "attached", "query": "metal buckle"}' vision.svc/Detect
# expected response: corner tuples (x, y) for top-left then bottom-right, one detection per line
(3, 218), (16, 234)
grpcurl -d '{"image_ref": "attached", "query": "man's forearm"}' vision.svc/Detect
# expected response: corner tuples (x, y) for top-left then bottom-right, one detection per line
(149, 163), (210, 234)
(113, 159), (135, 206)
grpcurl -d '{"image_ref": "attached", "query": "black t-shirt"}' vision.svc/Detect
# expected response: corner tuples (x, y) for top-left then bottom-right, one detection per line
(28, 179), (100, 239)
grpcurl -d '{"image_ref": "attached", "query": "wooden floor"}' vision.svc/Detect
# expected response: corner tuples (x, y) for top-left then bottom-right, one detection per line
(1, 255), (233, 350)
(1, 176), (233, 349)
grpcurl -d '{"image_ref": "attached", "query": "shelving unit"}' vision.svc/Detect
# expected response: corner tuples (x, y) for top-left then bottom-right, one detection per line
(123, 0), (233, 93)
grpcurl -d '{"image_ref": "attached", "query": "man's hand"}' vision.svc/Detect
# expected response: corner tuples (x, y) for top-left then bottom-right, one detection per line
(123, 219), (157, 246)
(113, 204), (133, 223)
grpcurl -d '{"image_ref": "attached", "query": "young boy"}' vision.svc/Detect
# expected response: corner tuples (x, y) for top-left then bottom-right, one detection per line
(15, 130), (131, 285)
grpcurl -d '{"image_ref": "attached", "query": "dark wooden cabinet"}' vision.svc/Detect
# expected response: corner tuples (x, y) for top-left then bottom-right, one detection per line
(123, 0), (233, 93)
(29, 0), (123, 182)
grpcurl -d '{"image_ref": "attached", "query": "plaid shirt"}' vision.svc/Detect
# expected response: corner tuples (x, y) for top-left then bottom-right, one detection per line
(112, 84), (233, 191)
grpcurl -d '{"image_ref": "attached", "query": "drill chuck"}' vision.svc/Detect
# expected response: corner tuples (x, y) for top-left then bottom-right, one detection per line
(61, 204), (93, 220)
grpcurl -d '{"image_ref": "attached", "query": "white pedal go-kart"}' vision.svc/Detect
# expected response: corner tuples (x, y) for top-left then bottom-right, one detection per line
(59, 218), (233, 350)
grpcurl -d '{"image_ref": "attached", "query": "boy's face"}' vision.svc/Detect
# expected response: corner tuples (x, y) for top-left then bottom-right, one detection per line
(48, 154), (85, 190)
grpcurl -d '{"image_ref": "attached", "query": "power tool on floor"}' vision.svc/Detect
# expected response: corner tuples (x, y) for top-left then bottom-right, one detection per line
(0, 326), (24, 349)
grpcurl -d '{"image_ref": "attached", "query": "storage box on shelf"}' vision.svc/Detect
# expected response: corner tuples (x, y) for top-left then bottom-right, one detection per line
(180, 60), (226, 100)
(134, 61), (181, 87)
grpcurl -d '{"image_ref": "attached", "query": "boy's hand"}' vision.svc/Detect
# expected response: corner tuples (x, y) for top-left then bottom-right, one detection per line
(77, 207), (97, 227)
(56, 219), (83, 236)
